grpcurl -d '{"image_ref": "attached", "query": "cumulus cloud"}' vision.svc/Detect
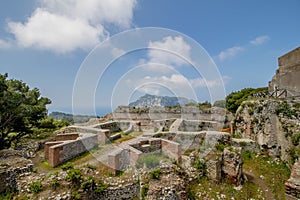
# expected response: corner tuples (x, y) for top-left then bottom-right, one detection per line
(250, 35), (270, 45)
(147, 36), (192, 66)
(6, 0), (137, 53)
(218, 46), (244, 61)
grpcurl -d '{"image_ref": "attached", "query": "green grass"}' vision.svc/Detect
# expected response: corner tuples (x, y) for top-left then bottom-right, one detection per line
(187, 177), (265, 200)
(242, 151), (291, 200)
(187, 151), (290, 200)
(113, 131), (142, 144)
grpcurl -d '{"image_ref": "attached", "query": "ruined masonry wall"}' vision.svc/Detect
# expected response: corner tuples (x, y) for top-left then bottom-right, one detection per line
(47, 134), (98, 167)
(88, 183), (140, 200)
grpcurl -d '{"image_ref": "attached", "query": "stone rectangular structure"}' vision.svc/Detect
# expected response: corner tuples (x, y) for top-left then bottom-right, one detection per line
(269, 46), (300, 97)
(45, 133), (98, 167)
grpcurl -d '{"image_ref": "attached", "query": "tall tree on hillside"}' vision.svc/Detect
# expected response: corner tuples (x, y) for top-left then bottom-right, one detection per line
(0, 73), (51, 149)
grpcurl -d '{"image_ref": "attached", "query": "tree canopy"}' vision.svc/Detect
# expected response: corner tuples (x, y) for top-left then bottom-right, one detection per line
(0, 73), (51, 149)
(225, 87), (268, 114)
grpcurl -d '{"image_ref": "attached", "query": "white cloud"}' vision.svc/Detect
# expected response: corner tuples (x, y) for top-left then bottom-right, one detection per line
(8, 9), (107, 53)
(218, 46), (243, 61)
(250, 35), (270, 45)
(40, 0), (136, 28)
(147, 36), (192, 66)
(6, 0), (137, 53)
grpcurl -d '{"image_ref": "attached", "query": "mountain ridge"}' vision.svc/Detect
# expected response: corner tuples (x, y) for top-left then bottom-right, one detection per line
(129, 94), (195, 108)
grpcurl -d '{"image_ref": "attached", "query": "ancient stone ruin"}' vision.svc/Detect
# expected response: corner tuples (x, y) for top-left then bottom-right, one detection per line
(285, 161), (300, 199)
(269, 46), (300, 98)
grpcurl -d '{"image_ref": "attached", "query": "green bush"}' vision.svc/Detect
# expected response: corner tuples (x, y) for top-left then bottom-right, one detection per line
(141, 184), (149, 200)
(95, 180), (109, 194)
(292, 133), (300, 146)
(50, 178), (60, 190)
(61, 162), (74, 170)
(149, 168), (161, 180)
(71, 191), (81, 200)
(276, 102), (297, 118)
(215, 143), (227, 152)
(193, 158), (206, 176)
(226, 87), (267, 114)
(81, 176), (95, 191)
(66, 168), (82, 184)
(29, 181), (43, 194)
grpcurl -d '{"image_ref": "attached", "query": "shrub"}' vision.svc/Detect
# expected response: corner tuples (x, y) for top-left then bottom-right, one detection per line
(71, 191), (81, 200)
(61, 162), (74, 171)
(141, 184), (149, 200)
(29, 182), (43, 194)
(215, 143), (226, 151)
(81, 176), (95, 191)
(50, 178), (60, 190)
(276, 102), (297, 118)
(292, 133), (300, 146)
(193, 158), (206, 176)
(149, 168), (161, 180)
(95, 180), (109, 194)
(66, 168), (82, 184)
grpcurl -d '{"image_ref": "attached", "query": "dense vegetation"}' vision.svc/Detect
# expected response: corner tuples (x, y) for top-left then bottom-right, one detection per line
(0, 73), (70, 149)
(0, 73), (51, 149)
(226, 87), (268, 114)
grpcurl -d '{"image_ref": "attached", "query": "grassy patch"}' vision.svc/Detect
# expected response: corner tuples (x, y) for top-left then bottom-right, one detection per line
(113, 131), (142, 144)
(187, 177), (265, 200)
(242, 151), (290, 200)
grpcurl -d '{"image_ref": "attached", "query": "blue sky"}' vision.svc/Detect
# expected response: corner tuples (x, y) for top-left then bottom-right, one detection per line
(0, 0), (299, 115)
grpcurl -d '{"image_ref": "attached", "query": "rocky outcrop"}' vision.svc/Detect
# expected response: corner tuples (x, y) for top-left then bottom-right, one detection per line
(222, 146), (243, 186)
(234, 99), (300, 164)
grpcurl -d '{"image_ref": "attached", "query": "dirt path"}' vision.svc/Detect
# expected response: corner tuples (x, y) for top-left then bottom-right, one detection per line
(243, 170), (275, 200)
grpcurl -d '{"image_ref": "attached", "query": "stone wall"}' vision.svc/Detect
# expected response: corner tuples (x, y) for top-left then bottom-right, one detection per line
(173, 131), (231, 152)
(108, 138), (181, 173)
(161, 139), (181, 163)
(45, 133), (98, 167)
(130, 138), (162, 153)
(108, 148), (130, 174)
(178, 120), (220, 132)
(87, 183), (140, 200)
(269, 46), (300, 97)
(55, 133), (79, 141)
(0, 150), (33, 193)
(234, 99), (300, 163)
(113, 106), (231, 126)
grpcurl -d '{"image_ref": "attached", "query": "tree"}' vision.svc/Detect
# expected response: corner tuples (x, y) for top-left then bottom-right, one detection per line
(213, 100), (226, 108)
(0, 73), (51, 149)
(225, 87), (268, 114)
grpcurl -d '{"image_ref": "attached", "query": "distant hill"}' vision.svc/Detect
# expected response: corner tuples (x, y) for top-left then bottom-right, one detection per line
(49, 112), (97, 124)
(129, 94), (195, 108)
